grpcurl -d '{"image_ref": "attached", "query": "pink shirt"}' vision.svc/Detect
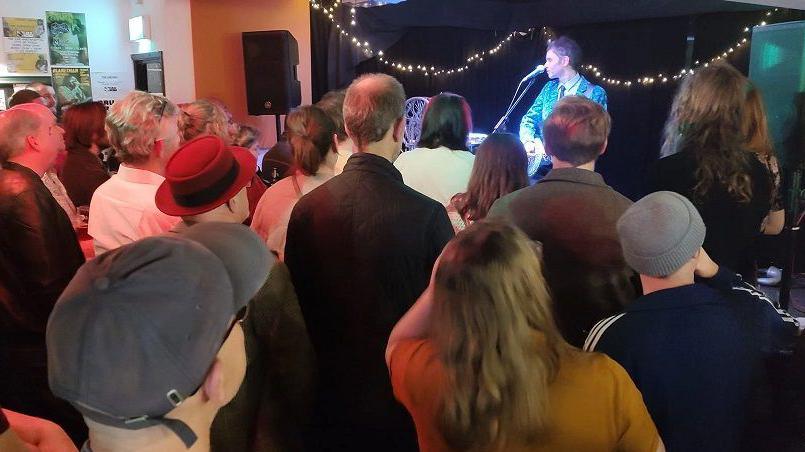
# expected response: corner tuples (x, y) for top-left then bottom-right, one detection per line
(251, 171), (333, 261)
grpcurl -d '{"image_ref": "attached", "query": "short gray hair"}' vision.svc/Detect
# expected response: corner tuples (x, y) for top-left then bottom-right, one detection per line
(105, 91), (178, 164)
(0, 108), (43, 161)
(343, 74), (405, 149)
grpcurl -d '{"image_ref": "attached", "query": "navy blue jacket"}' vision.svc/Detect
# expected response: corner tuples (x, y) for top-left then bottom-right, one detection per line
(585, 268), (797, 452)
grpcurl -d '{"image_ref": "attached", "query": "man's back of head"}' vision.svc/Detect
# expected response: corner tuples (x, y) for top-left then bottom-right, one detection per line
(543, 96), (611, 168)
(343, 74), (405, 158)
(0, 104), (63, 174)
(8, 89), (44, 109)
(47, 223), (270, 451)
(106, 91), (180, 169)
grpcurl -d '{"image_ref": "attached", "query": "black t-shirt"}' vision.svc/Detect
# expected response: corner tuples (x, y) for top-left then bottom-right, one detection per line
(647, 150), (772, 279)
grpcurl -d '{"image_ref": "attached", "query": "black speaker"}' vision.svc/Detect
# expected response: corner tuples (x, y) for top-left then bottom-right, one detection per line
(242, 30), (302, 116)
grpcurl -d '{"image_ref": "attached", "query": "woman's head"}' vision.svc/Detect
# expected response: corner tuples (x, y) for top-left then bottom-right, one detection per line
(179, 99), (232, 143)
(742, 85), (774, 157)
(418, 93), (473, 151)
(232, 124), (261, 149)
(432, 221), (564, 450)
(456, 133), (528, 222)
(62, 101), (107, 149)
(661, 62), (754, 202)
(285, 105), (336, 176)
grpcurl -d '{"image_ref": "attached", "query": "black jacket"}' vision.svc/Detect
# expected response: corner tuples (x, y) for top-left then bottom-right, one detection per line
(285, 152), (453, 451)
(0, 161), (84, 339)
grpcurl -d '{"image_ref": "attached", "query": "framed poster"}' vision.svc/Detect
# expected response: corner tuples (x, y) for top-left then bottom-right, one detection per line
(52, 66), (91, 107)
(46, 11), (88, 67)
(2, 17), (49, 74)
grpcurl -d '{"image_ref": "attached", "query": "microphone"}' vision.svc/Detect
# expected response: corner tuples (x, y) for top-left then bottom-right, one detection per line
(521, 64), (546, 81)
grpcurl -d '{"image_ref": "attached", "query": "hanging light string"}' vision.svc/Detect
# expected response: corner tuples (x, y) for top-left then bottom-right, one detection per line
(311, 1), (782, 84)
(310, 0), (549, 77)
(581, 9), (780, 87)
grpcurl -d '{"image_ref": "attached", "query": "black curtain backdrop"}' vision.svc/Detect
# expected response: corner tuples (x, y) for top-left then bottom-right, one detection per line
(310, 4), (804, 200)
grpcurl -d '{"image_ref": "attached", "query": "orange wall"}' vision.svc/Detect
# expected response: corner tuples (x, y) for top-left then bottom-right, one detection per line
(190, 0), (312, 147)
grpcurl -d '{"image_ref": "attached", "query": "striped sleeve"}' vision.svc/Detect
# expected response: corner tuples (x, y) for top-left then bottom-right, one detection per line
(731, 279), (800, 334)
(583, 313), (626, 352)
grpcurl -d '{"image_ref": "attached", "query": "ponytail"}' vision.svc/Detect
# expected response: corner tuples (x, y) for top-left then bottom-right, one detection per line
(285, 105), (336, 176)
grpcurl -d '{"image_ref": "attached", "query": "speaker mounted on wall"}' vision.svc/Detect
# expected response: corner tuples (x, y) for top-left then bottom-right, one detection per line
(242, 30), (302, 116)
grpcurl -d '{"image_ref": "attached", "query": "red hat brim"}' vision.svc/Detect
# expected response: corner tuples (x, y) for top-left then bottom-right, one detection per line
(155, 146), (256, 217)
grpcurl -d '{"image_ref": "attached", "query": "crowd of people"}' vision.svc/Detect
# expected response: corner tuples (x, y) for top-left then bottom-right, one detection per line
(0, 43), (800, 452)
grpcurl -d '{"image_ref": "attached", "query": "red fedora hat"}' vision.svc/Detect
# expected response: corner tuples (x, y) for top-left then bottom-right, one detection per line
(156, 135), (256, 216)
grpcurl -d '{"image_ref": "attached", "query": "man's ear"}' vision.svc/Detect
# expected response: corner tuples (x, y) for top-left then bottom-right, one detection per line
(200, 359), (226, 405)
(25, 134), (41, 152)
(598, 138), (608, 157)
(331, 133), (339, 153)
(392, 117), (405, 143)
(562, 55), (571, 67)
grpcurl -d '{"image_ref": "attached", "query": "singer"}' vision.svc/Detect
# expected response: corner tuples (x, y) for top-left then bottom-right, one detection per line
(519, 36), (608, 176)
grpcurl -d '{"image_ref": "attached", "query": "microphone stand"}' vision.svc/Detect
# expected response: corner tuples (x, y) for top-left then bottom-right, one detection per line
(492, 76), (538, 134)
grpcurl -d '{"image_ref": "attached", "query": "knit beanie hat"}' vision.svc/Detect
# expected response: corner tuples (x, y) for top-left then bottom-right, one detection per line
(616, 191), (706, 277)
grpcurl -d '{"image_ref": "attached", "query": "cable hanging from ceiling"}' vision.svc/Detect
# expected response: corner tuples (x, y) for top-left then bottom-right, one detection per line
(310, 1), (783, 87)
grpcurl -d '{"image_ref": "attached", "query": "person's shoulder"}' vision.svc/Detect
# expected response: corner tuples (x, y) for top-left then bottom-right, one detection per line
(401, 182), (446, 210)
(583, 311), (632, 351)
(0, 166), (37, 198)
(487, 185), (533, 219)
(559, 348), (630, 388)
(263, 176), (296, 197)
(393, 148), (422, 167)
(540, 79), (559, 93)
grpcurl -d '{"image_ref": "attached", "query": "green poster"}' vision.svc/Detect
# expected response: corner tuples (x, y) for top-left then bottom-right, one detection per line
(46, 11), (88, 66)
(52, 66), (92, 107)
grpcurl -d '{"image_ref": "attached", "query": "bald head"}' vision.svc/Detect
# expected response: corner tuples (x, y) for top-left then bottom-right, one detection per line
(343, 74), (406, 150)
(0, 103), (63, 168)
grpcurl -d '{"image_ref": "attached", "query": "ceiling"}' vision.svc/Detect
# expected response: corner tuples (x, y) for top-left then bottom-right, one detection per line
(358, 0), (768, 30)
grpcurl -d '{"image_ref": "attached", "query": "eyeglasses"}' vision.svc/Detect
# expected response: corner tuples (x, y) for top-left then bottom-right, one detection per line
(155, 97), (168, 123)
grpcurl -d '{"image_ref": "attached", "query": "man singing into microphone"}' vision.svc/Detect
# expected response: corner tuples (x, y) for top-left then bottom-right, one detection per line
(520, 36), (607, 178)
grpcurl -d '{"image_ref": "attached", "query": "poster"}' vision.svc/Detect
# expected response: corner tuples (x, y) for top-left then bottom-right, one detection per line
(46, 12), (89, 66)
(91, 72), (133, 108)
(2, 17), (49, 74)
(52, 67), (91, 107)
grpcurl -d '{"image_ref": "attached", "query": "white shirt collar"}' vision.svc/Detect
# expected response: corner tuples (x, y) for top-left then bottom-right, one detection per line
(561, 73), (581, 90)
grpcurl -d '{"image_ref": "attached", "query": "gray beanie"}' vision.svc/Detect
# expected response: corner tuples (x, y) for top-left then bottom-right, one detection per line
(617, 191), (706, 277)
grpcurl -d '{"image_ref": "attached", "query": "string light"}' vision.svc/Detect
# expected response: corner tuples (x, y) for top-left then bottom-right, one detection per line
(310, 0), (549, 77)
(311, 2), (782, 85)
(582, 8), (780, 88)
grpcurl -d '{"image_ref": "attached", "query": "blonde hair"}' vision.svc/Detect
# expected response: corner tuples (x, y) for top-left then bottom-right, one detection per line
(660, 62), (754, 202)
(105, 91), (178, 164)
(432, 221), (567, 451)
(179, 99), (231, 143)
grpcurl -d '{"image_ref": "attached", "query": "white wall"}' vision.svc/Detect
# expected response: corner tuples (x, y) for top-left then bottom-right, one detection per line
(0, 0), (195, 103)
(129, 0), (195, 103)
